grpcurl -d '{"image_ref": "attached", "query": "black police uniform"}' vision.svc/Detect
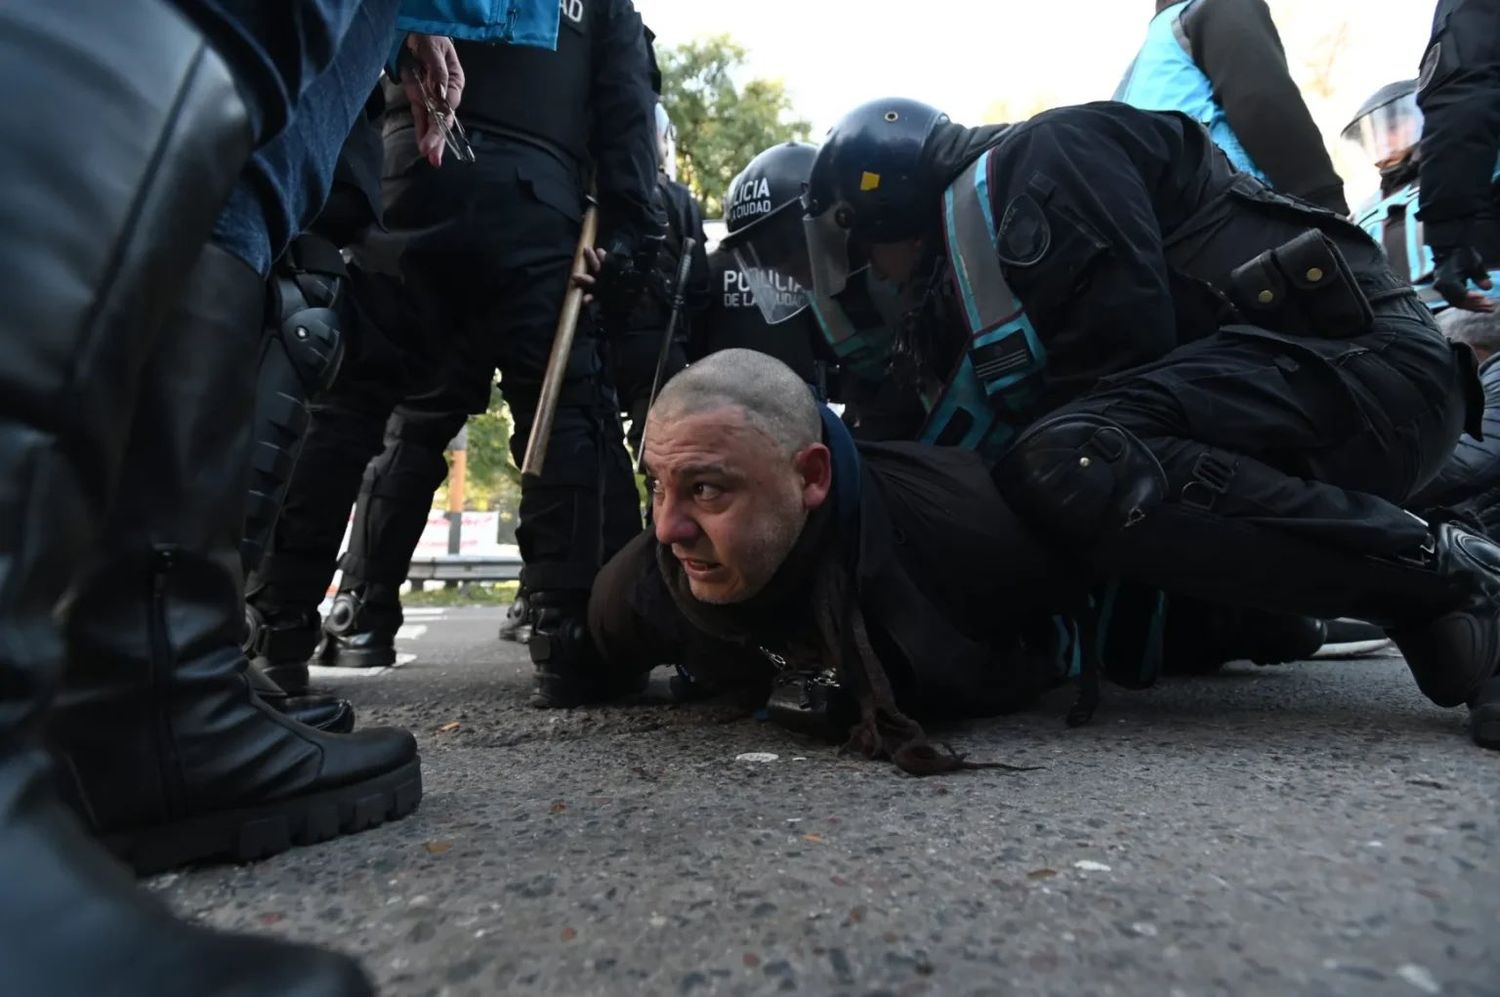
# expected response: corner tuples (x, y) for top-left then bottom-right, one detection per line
(247, 0), (660, 694)
(691, 249), (827, 390)
(1417, 0), (1500, 273)
(968, 106), (1485, 675)
(608, 171), (711, 447)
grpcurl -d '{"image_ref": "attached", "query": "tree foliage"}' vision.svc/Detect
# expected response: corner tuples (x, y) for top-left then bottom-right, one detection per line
(658, 35), (812, 219)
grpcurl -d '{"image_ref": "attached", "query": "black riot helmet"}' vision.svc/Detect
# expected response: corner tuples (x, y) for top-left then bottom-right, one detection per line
(1341, 79), (1421, 168)
(723, 99), (949, 315)
(802, 98), (948, 298)
(719, 141), (820, 324)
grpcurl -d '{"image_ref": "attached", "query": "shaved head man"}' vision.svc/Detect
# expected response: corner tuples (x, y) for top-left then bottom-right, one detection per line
(587, 350), (1078, 774)
(642, 350), (830, 604)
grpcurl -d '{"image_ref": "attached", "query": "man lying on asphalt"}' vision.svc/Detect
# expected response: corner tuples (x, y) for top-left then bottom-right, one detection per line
(583, 348), (1086, 774)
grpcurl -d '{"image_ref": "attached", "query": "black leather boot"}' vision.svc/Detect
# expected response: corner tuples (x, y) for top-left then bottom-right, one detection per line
(248, 659), (354, 734)
(51, 242), (421, 876)
(1386, 523), (1500, 747)
(529, 590), (648, 708)
(245, 597), (324, 696)
(499, 587), (533, 644)
(0, 0), (370, 991)
(318, 584), (402, 669)
(1, 748), (373, 996)
(1093, 502), (1500, 748)
(1163, 603), (1327, 675)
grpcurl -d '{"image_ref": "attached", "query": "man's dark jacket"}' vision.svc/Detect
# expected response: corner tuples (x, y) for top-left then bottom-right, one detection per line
(589, 416), (1075, 734)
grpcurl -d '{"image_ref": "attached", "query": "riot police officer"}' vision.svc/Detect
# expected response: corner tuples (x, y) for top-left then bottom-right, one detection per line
(711, 142), (835, 394)
(715, 141), (932, 440)
(248, 0), (663, 708)
(1343, 78), (1500, 310)
(745, 97), (1500, 748)
(606, 101), (711, 457)
(728, 135), (1322, 677)
(1416, 0), (1500, 311)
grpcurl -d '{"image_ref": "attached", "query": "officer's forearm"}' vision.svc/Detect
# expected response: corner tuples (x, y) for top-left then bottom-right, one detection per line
(1191, 0), (1346, 212)
(1418, 85), (1500, 249)
(589, 2), (659, 251)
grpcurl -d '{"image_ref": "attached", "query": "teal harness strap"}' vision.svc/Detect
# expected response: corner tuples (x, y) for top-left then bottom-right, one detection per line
(919, 149), (1046, 462)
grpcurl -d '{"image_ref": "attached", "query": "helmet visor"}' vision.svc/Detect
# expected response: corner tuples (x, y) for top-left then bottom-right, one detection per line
(1341, 91), (1423, 168)
(728, 201), (813, 324)
(811, 266), (884, 345)
(804, 206), (855, 299)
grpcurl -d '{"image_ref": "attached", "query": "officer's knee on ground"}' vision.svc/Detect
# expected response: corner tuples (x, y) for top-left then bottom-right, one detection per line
(995, 413), (1167, 547)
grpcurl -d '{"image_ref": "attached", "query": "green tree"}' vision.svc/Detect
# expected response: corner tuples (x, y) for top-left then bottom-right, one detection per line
(659, 35), (812, 220)
(433, 393), (522, 542)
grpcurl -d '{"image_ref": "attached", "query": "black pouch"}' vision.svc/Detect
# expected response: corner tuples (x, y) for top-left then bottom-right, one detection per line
(765, 670), (857, 741)
(1227, 229), (1374, 338)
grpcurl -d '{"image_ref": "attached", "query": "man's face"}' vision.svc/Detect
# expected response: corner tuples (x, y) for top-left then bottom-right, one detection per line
(867, 239), (925, 286)
(644, 406), (831, 605)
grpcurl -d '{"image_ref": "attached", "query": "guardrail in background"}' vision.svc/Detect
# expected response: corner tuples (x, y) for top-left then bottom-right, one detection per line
(405, 552), (522, 583)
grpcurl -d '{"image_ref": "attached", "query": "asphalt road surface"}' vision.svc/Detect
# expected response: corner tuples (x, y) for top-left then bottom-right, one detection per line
(153, 605), (1499, 997)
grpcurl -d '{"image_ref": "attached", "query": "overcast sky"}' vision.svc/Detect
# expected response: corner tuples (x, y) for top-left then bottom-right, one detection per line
(634, 0), (1437, 206)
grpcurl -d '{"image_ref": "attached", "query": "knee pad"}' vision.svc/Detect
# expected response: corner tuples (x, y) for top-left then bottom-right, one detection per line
(996, 412), (1167, 547)
(242, 235), (348, 572)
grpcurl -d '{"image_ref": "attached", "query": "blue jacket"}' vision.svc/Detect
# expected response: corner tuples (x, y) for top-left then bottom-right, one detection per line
(1115, 0), (1347, 213)
(396, 0), (559, 48)
(1114, 1), (1265, 181)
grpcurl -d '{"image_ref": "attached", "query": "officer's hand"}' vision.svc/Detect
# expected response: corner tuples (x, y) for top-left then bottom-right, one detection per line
(1432, 245), (1496, 313)
(572, 247), (605, 304)
(402, 34), (466, 168)
(591, 244), (650, 319)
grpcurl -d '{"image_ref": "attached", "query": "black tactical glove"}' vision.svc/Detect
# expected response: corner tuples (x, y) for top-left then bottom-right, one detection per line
(593, 232), (664, 321)
(1432, 245), (1495, 312)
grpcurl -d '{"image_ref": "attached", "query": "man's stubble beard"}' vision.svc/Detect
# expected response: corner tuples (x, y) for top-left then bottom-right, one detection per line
(691, 489), (809, 606)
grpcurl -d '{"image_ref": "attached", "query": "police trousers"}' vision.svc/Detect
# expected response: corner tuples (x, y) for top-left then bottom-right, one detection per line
(1068, 283), (1476, 624)
(250, 130), (640, 617)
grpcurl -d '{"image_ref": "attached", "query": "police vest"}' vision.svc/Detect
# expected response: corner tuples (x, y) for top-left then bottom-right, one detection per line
(703, 251), (822, 385)
(915, 148), (1047, 463)
(925, 152), (1168, 691)
(452, 0), (593, 166)
(1356, 184), (1433, 288)
(1114, 0), (1267, 183)
(1356, 181), (1500, 311)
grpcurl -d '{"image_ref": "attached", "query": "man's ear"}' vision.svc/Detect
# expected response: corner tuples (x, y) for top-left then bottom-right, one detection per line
(793, 443), (833, 510)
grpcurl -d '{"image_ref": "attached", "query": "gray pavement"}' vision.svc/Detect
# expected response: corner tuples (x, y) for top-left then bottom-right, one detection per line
(153, 605), (1500, 997)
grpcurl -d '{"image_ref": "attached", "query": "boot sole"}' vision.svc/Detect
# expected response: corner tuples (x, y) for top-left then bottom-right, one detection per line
(1311, 638), (1394, 659)
(104, 757), (422, 876)
(530, 673), (649, 709)
(320, 646), (398, 669)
